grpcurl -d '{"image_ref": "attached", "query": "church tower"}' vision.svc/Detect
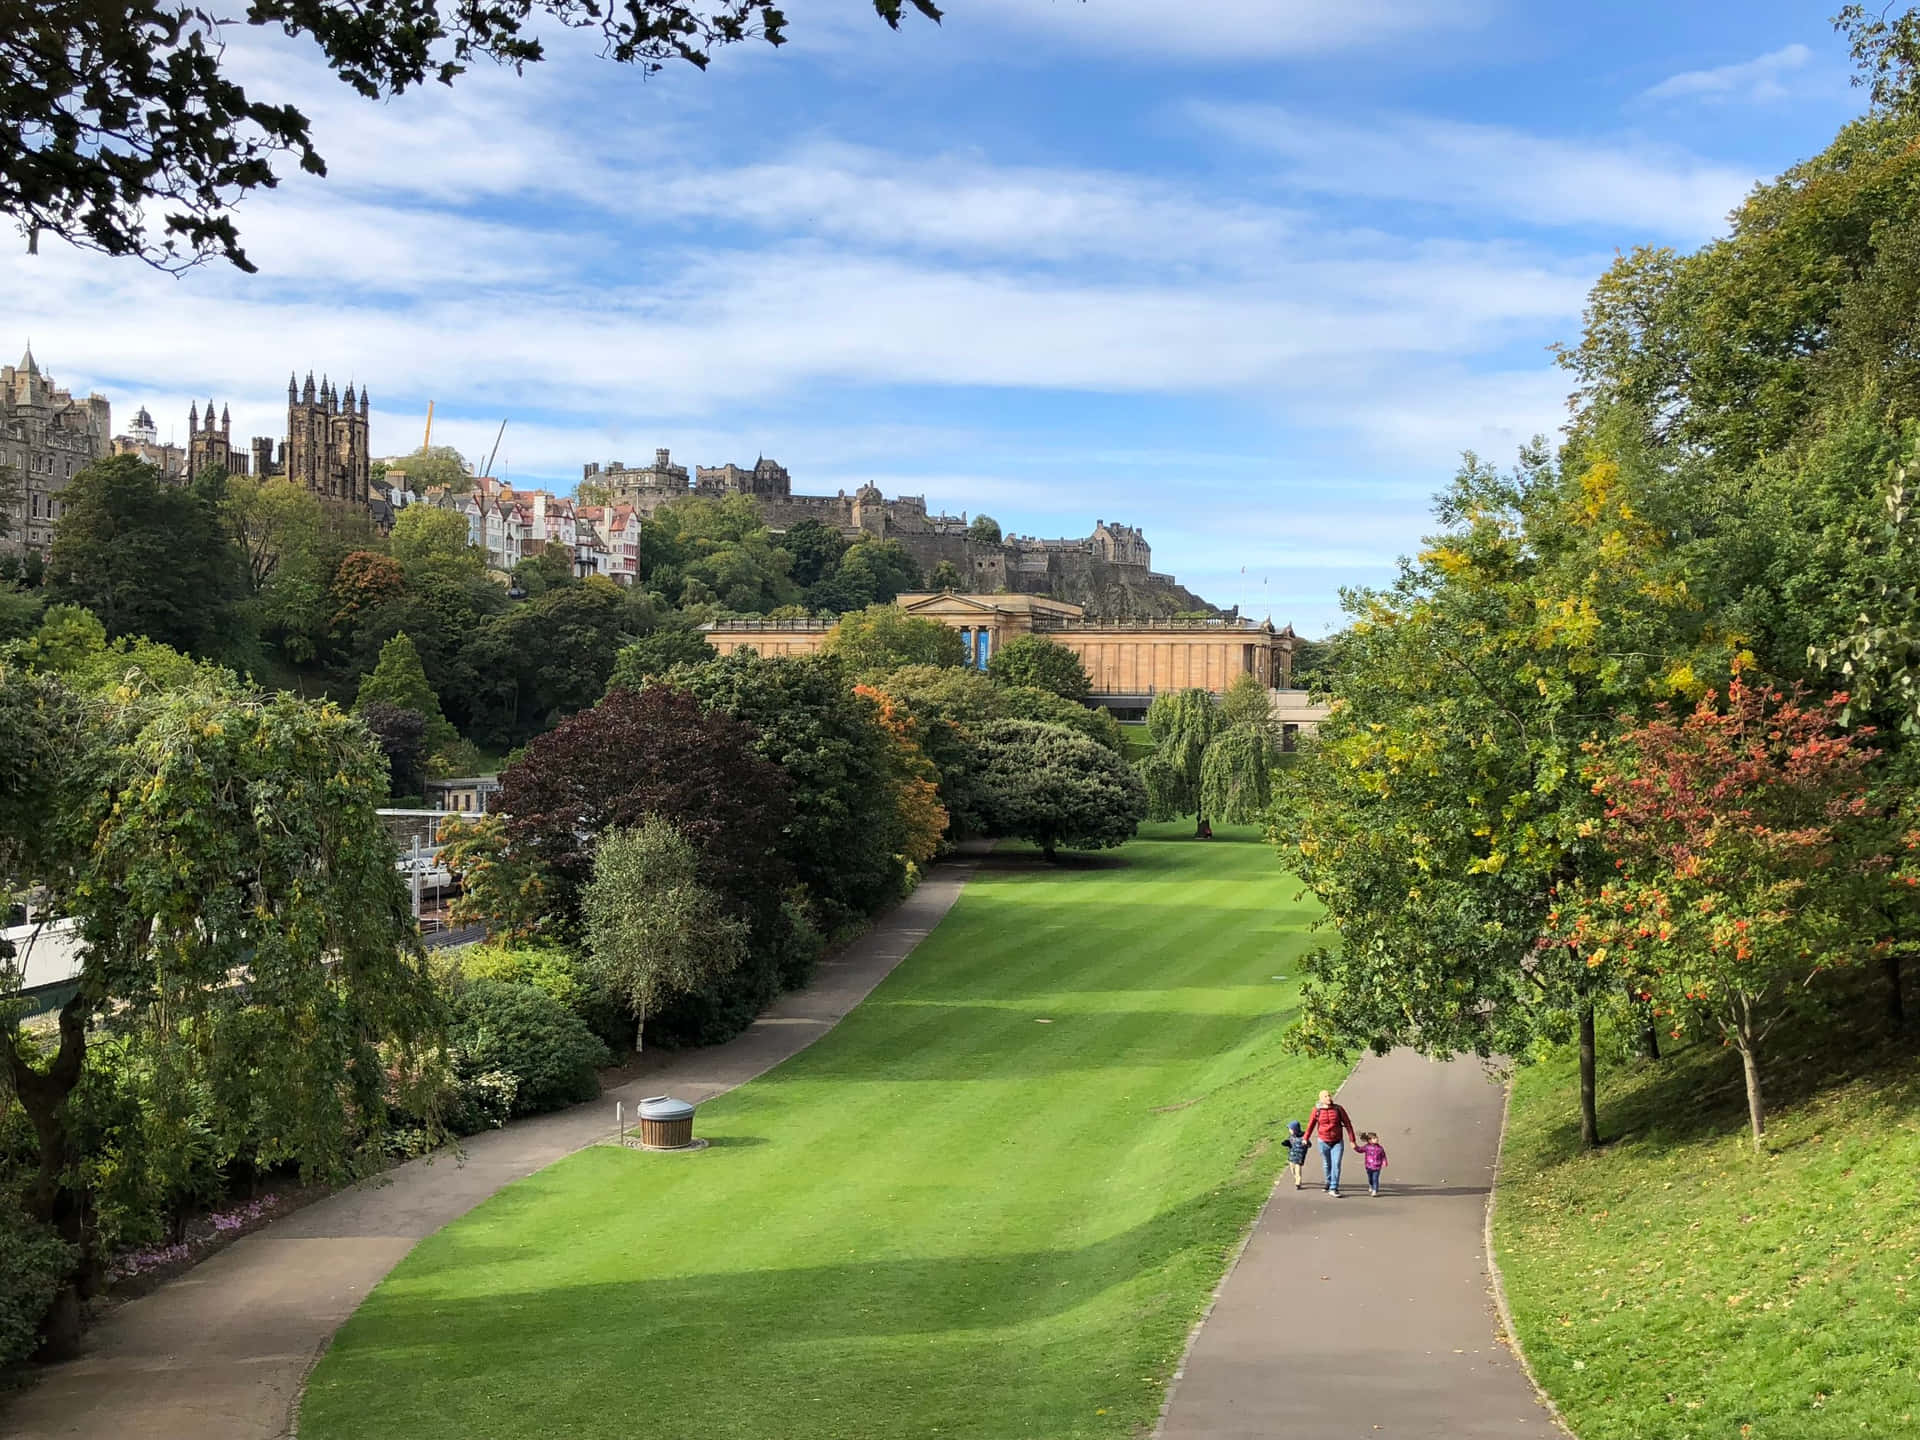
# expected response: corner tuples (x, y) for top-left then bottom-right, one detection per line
(284, 369), (370, 503)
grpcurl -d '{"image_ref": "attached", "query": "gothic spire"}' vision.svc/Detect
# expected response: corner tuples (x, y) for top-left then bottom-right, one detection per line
(19, 341), (37, 376)
(288, 371), (298, 399)
(359, 386), (369, 414)
(189, 401), (199, 431)
(343, 381), (355, 408)
(221, 403), (230, 433)
(303, 372), (316, 402)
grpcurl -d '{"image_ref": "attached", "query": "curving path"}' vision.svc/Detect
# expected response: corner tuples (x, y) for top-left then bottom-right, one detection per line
(1157, 1049), (1560, 1439)
(1, 857), (979, 1440)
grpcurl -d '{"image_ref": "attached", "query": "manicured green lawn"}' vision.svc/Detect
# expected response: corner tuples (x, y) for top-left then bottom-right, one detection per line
(300, 824), (1342, 1440)
(1493, 1006), (1920, 1440)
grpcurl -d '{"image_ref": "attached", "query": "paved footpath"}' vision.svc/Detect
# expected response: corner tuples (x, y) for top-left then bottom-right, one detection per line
(1158, 1049), (1560, 1440)
(1, 857), (978, 1440)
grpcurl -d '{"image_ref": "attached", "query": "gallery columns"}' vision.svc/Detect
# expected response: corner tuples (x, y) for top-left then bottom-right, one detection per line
(958, 625), (993, 671)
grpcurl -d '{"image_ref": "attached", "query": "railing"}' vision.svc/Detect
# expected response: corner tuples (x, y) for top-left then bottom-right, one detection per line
(705, 618), (836, 632)
(1037, 616), (1265, 632)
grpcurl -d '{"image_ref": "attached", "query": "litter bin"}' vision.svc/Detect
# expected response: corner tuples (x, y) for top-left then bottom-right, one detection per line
(637, 1095), (696, 1150)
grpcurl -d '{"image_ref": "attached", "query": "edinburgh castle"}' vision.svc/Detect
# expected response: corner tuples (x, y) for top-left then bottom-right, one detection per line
(582, 449), (1212, 618)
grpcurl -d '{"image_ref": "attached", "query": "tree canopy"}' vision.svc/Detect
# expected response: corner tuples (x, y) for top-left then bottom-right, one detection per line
(43, 455), (241, 658)
(822, 604), (966, 677)
(583, 819), (748, 1051)
(971, 719), (1147, 860)
(1, 670), (440, 1343)
(673, 651), (906, 925)
(986, 634), (1091, 699)
(6, 0), (942, 271)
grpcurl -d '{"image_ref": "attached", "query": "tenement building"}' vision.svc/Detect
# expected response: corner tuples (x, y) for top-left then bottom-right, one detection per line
(704, 592), (1305, 722)
(1, 346), (111, 558)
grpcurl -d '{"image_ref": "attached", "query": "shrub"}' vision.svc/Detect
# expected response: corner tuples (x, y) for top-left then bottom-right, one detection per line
(0, 1205), (73, 1368)
(448, 981), (609, 1118)
(455, 943), (584, 1008)
(446, 942), (635, 1055)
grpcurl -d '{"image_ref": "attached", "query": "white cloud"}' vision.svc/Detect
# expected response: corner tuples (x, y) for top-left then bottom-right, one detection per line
(1643, 43), (1814, 104)
(1191, 103), (1757, 238)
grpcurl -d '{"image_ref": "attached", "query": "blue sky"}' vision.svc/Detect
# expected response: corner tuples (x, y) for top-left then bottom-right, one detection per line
(7, 1), (1872, 632)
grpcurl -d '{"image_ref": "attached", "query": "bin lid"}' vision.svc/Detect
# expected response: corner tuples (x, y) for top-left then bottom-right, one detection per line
(638, 1095), (695, 1122)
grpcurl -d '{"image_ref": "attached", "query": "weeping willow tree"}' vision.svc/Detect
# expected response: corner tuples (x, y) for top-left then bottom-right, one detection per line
(1200, 723), (1277, 822)
(1140, 678), (1280, 830)
(1138, 688), (1219, 833)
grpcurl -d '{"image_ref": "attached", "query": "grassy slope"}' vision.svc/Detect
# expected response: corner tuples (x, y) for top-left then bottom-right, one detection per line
(300, 825), (1343, 1440)
(1493, 995), (1920, 1440)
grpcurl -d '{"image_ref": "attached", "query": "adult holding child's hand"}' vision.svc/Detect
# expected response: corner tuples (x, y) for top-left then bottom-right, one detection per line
(1303, 1089), (1358, 1197)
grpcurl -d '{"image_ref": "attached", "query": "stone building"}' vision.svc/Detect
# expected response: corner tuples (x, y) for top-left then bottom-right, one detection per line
(110, 405), (188, 481)
(186, 400), (251, 478)
(582, 449), (1208, 618)
(1, 345), (111, 558)
(277, 373), (370, 503)
(583, 449), (688, 513)
(704, 592), (1307, 721)
(696, 456), (790, 501)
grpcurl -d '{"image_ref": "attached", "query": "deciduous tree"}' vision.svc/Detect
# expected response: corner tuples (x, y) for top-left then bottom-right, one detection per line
(824, 604), (966, 676)
(855, 682), (949, 865)
(987, 634), (1091, 700)
(972, 720), (1147, 860)
(674, 651), (905, 924)
(44, 455), (241, 656)
(389, 504), (478, 569)
(1558, 681), (1895, 1147)
(5, 1), (940, 272)
(1, 673), (441, 1346)
(583, 819), (748, 1051)
(440, 811), (551, 941)
(1138, 688), (1218, 834)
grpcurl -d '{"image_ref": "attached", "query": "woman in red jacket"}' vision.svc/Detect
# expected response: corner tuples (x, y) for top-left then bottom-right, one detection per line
(1303, 1089), (1359, 1196)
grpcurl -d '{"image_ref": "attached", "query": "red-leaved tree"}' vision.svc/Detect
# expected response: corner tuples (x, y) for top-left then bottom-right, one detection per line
(500, 685), (793, 932)
(1558, 680), (1894, 1148)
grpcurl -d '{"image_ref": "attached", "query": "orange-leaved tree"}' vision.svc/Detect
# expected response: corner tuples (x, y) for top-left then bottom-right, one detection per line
(1558, 680), (1896, 1147)
(856, 683), (949, 867)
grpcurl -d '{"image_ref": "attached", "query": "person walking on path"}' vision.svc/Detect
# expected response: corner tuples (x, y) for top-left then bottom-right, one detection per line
(1303, 1090), (1358, 1196)
(1284, 1120), (1310, 1190)
(1359, 1131), (1389, 1195)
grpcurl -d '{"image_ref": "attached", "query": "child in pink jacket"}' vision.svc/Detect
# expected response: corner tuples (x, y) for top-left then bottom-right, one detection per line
(1359, 1132), (1388, 1196)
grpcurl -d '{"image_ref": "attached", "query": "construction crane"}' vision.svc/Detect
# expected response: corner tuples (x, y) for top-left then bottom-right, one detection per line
(482, 420), (507, 481)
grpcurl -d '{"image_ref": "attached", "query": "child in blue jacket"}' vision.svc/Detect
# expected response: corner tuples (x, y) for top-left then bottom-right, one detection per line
(1284, 1120), (1310, 1190)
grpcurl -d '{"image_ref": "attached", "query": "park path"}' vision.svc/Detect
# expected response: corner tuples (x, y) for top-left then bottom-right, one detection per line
(1157, 1049), (1560, 1440)
(1, 857), (979, 1440)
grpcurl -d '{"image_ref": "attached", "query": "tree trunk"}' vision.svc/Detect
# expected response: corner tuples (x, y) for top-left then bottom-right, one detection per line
(635, 1000), (646, 1055)
(1885, 951), (1906, 1036)
(6, 990), (95, 1358)
(1626, 981), (1659, 1060)
(1042, 838), (1058, 862)
(1731, 994), (1766, 1150)
(1578, 1000), (1601, 1148)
